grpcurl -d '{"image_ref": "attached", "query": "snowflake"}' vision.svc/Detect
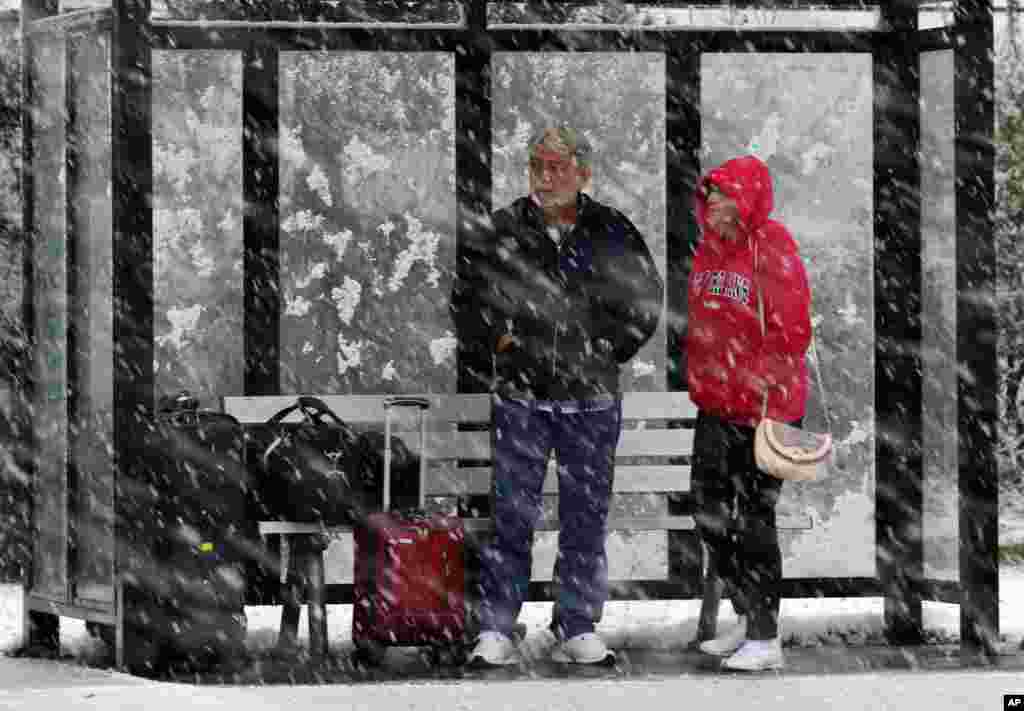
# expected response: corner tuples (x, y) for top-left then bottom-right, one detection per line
(429, 331), (458, 366)
(218, 210), (238, 234)
(342, 135), (393, 187)
(801, 142), (834, 175)
(323, 230), (353, 262)
(302, 342), (314, 354)
(387, 214), (442, 292)
(279, 124), (307, 172)
(380, 65), (401, 94)
(331, 277), (362, 326)
(336, 335), (364, 375)
(282, 210), (325, 233)
(632, 360), (656, 378)
(377, 220), (396, 240)
(156, 304), (203, 350)
(381, 361), (397, 381)
(840, 419), (872, 449)
(155, 208), (202, 254)
(306, 164), (333, 207)
(285, 294), (312, 317)
(188, 241), (216, 279)
(294, 262), (328, 290)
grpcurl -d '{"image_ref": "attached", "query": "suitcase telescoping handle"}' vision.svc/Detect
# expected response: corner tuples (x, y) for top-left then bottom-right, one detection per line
(382, 396), (430, 512)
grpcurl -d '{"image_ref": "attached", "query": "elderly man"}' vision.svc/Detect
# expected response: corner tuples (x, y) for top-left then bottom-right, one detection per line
(453, 127), (663, 667)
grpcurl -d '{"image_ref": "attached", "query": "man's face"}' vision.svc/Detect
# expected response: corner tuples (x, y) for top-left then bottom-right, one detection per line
(528, 144), (588, 208)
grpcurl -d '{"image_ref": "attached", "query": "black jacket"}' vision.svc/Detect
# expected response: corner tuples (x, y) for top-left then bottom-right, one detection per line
(453, 193), (663, 401)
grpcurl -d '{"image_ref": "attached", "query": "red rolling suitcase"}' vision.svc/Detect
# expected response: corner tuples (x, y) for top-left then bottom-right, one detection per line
(351, 396), (468, 666)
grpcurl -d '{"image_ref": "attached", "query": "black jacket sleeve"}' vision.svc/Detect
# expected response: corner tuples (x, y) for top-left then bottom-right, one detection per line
(590, 214), (664, 364)
(450, 220), (501, 392)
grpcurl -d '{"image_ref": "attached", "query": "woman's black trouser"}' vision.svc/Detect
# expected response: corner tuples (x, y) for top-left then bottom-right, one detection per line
(691, 411), (787, 641)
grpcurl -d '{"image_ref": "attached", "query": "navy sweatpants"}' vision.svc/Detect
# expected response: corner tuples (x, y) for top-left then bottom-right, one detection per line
(477, 397), (622, 640)
(691, 410), (787, 641)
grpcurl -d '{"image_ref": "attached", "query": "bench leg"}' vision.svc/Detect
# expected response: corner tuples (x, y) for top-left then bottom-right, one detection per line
(697, 574), (724, 643)
(306, 549), (327, 660)
(25, 609), (60, 658)
(277, 536), (301, 652)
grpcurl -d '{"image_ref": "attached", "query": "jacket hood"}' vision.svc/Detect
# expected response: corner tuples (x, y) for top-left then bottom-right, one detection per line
(695, 155), (775, 239)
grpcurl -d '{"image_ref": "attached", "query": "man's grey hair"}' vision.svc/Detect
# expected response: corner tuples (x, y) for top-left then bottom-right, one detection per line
(528, 127), (592, 170)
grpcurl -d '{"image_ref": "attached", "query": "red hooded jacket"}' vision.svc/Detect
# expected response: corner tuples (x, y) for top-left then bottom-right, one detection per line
(685, 156), (812, 427)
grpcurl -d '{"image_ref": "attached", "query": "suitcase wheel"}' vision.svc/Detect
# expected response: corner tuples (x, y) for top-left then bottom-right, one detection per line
(351, 640), (387, 668)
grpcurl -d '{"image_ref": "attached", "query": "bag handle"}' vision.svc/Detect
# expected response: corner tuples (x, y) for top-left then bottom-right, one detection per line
(753, 238), (833, 434)
(383, 396), (430, 511)
(266, 395), (347, 428)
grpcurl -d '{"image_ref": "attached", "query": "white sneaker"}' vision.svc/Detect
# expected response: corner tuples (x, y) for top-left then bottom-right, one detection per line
(467, 631), (520, 668)
(698, 615), (747, 657)
(549, 632), (615, 665)
(722, 638), (784, 672)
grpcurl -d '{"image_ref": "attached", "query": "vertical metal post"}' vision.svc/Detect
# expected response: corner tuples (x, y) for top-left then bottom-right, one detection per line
(953, 0), (998, 659)
(111, 0), (153, 672)
(243, 41), (280, 398)
(665, 39), (710, 638)
(874, 0), (924, 645)
(455, 0), (492, 395)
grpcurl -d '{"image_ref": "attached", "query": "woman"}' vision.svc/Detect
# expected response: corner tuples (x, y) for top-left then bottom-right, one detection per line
(685, 155), (812, 672)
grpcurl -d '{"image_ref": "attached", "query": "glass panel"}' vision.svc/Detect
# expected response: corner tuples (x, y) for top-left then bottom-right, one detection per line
(0, 18), (20, 252)
(921, 50), (958, 582)
(151, 0), (463, 24)
(919, 1), (954, 30)
(0, 17), (30, 584)
(487, 2), (883, 30)
(702, 53), (876, 578)
(30, 35), (69, 600)
(491, 52), (667, 392)
(279, 52), (456, 394)
(68, 31), (114, 603)
(152, 51), (243, 408)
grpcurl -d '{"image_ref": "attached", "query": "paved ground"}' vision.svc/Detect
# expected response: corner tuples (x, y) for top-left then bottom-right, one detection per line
(1, 643), (1022, 711)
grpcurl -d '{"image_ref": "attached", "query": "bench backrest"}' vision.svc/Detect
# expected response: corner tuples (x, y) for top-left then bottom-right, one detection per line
(221, 392), (697, 499)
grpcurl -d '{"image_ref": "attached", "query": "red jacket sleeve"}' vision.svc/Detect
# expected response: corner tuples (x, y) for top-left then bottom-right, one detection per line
(755, 226), (812, 397)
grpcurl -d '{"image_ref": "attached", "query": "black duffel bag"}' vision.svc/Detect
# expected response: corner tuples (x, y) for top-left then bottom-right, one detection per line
(254, 396), (375, 525)
(252, 396), (421, 525)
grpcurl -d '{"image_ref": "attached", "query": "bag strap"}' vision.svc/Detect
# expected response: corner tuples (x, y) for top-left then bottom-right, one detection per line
(753, 238), (833, 433)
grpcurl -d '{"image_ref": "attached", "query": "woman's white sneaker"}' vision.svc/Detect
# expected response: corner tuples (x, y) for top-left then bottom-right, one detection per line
(698, 616), (748, 657)
(722, 638), (784, 671)
(467, 631), (520, 668)
(549, 632), (616, 665)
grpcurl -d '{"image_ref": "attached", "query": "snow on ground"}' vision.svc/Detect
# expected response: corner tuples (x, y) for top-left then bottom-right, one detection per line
(1, 563), (1021, 659)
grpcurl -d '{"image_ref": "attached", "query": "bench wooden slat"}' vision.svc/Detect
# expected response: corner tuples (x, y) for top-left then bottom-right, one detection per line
(424, 463), (691, 496)
(222, 392), (698, 426)
(386, 428), (694, 462)
(258, 513), (813, 538)
(222, 394), (494, 424)
(621, 391), (698, 420)
(468, 516), (698, 532)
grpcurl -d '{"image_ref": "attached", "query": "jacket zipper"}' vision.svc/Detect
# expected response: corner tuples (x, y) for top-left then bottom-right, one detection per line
(552, 322), (558, 379)
(551, 232), (570, 381)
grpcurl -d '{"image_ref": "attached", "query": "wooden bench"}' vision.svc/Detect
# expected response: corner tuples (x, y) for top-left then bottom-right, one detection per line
(222, 392), (813, 658)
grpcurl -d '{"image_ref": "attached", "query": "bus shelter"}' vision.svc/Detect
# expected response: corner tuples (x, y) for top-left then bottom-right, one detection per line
(18, 0), (999, 666)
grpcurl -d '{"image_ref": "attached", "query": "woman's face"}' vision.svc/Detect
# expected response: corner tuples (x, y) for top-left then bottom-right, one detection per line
(706, 188), (741, 240)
